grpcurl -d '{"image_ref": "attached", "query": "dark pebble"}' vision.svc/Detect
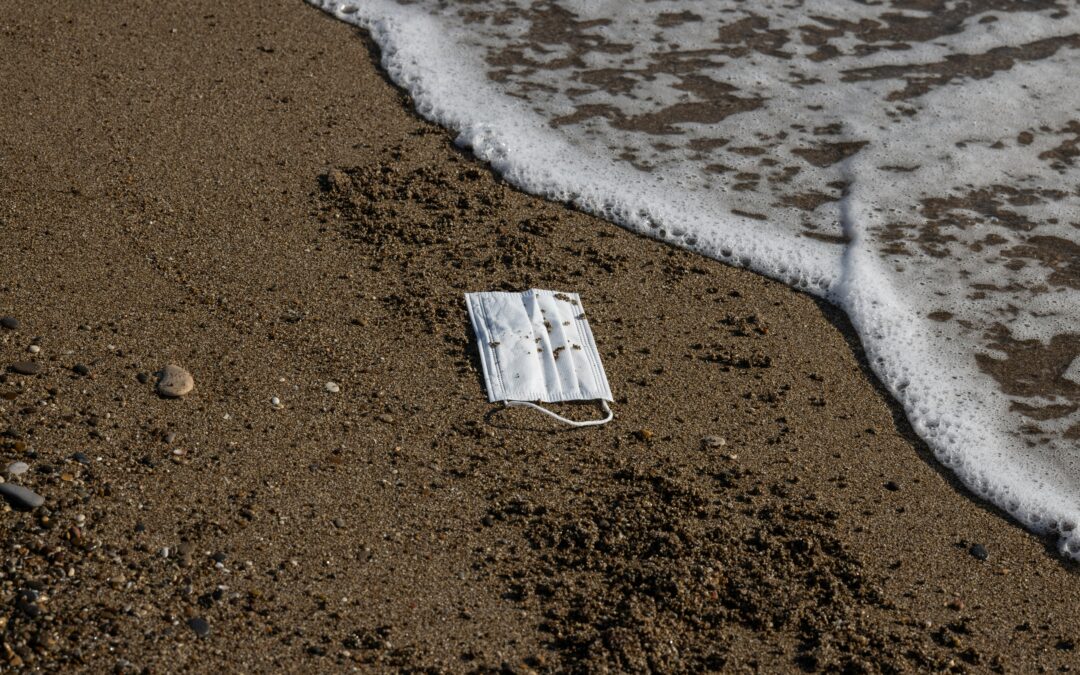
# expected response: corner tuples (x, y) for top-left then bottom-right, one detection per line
(0, 316), (18, 330)
(72, 452), (90, 465)
(884, 481), (900, 491)
(9, 362), (41, 376)
(0, 483), (45, 509)
(187, 617), (210, 638)
(969, 543), (989, 561)
(16, 600), (41, 619)
(72, 363), (90, 376)
(136, 372), (149, 384)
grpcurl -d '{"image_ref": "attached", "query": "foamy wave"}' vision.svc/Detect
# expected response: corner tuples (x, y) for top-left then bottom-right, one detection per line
(313, 0), (1080, 556)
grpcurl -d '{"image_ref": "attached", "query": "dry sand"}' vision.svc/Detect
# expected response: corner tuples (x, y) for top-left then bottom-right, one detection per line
(1, 1), (1079, 672)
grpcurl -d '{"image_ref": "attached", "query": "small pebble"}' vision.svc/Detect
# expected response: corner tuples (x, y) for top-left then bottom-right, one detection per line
(157, 364), (194, 398)
(27, 345), (40, 354)
(0, 316), (19, 330)
(9, 362), (42, 376)
(72, 363), (90, 377)
(0, 483), (45, 509)
(271, 396), (282, 407)
(187, 617), (210, 638)
(72, 452), (90, 465)
(16, 600), (41, 619)
(6, 461), (28, 477)
(701, 436), (726, 449)
(969, 543), (989, 561)
(324, 381), (340, 393)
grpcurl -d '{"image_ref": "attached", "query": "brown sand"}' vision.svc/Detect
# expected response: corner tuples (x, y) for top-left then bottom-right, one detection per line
(1, 1), (1078, 672)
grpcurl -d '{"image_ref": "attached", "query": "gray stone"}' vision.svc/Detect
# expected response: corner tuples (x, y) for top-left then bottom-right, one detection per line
(0, 483), (44, 509)
(0, 316), (18, 330)
(9, 362), (41, 376)
(187, 616), (210, 638)
(157, 365), (194, 398)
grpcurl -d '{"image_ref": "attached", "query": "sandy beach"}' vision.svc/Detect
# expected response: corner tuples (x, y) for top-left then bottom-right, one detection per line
(1, 1), (1078, 671)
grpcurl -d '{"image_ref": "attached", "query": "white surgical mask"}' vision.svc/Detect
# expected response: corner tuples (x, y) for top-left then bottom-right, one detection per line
(466, 289), (613, 426)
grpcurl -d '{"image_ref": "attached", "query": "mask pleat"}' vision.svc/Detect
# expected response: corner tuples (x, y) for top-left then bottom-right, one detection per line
(535, 291), (582, 400)
(522, 291), (565, 400)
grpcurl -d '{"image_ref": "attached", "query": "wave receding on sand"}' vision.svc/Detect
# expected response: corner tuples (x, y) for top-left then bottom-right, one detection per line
(312, 0), (1080, 556)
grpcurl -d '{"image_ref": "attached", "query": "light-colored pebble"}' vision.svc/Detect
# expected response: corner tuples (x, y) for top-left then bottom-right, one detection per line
(27, 345), (40, 354)
(271, 396), (282, 407)
(157, 364), (194, 398)
(6, 461), (28, 477)
(324, 382), (340, 393)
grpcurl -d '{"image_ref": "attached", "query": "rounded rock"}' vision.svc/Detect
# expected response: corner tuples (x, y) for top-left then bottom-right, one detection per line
(0, 316), (19, 330)
(6, 461), (28, 477)
(0, 483), (44, 509)
(324, 382), (340, 393)
(969, 543), (989, 561)
(157, 365), (194, 398)
(187, 616), (210, 638)
(9, 362), (41, 376)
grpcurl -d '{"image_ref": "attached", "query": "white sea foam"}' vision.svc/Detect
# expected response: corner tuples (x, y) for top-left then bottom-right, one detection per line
(313, 0), (1080, 555)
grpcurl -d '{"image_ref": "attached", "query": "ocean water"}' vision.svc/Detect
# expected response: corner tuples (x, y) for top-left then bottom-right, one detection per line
(312, 0), (1080, 556)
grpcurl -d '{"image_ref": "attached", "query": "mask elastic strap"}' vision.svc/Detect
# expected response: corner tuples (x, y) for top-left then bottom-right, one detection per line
(504, 400), (613, 427)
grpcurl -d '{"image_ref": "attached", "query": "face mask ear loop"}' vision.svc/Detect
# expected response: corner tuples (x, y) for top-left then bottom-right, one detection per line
(504, 400), (613, 427)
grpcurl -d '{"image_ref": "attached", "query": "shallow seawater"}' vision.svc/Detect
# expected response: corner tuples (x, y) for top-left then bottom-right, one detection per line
(312, 0), (1080, 555)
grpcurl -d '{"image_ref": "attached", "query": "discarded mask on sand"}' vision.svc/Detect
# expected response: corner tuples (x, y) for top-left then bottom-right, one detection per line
(466, 289), (613, 427)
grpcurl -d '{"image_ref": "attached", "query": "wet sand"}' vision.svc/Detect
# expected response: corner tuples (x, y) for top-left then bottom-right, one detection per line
(0, 1), (1078, 671)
